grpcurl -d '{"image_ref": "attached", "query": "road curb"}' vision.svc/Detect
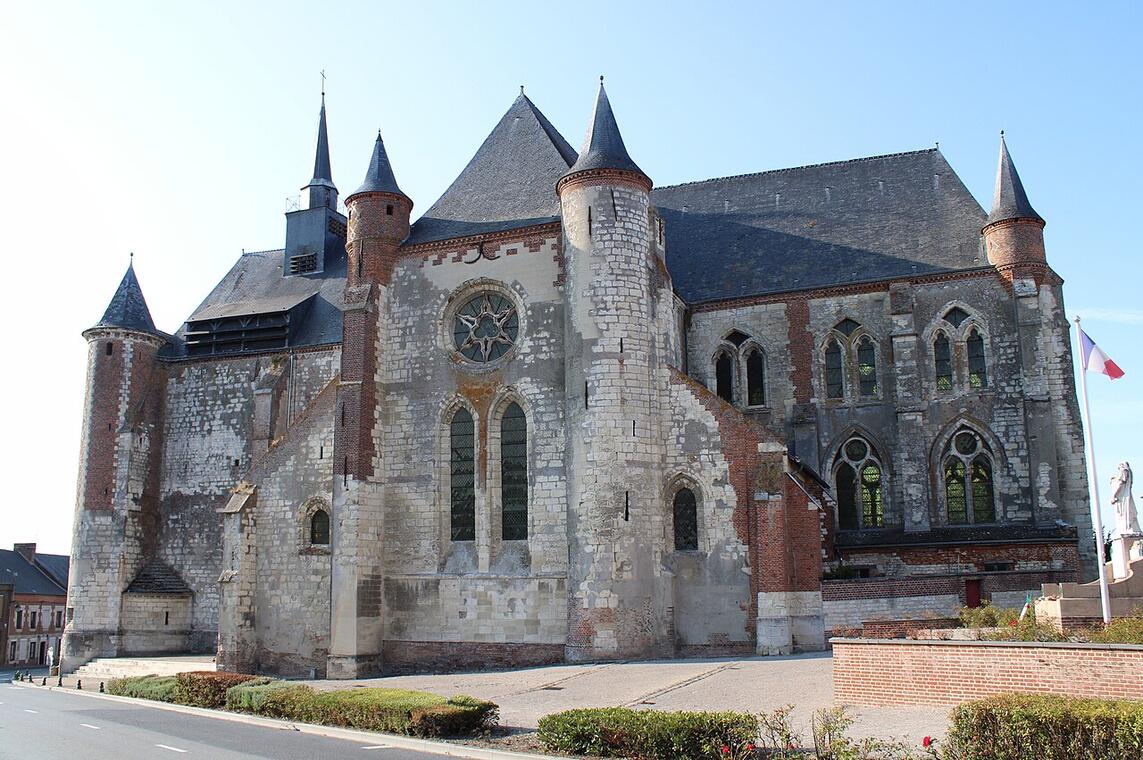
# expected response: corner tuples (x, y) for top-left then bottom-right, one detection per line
(12, 682), (549, 759)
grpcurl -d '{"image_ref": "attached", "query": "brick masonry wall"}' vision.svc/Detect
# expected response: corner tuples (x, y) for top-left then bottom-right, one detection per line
(833, 639), (1143, 705)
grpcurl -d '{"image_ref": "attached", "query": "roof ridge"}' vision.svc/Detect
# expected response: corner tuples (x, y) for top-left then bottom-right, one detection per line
(654, 148), (940, 191)
(239, 248), (284, 256)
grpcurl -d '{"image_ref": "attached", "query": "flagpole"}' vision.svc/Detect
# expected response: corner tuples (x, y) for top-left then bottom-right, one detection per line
(1074, 315), (1112, 625)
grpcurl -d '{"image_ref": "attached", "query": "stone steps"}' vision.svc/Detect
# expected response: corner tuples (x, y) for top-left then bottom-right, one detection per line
(70, 655), (216, 680)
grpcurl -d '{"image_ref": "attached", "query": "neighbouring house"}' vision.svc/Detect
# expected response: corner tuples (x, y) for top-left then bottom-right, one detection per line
(1, 544), (69, 668)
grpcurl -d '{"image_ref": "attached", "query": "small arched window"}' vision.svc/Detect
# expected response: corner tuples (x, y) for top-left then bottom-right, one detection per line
(943, 429), (996, 524)
(309, 509), (330, 545)
(450, 407), (476, 541)
(825, 340), (844, 400)
(500, 402), (528, 541)
(967, 329), (987, 389)
(715, 352), (734, 402)
(833, 436), (885, 530)
(745, 348), (765, 406)
(673, 488), (698, 551)
(856, 336), (877, 397)
(934, 332), (953, 391)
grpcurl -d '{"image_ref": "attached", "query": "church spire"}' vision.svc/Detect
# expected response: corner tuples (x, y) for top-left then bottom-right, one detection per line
(93, 258), (159, 335)
(561, 78), (649, 188)
(303, 94), (338, 211)
(350, 131), (406, 200)
(987, 132), (1043, 226)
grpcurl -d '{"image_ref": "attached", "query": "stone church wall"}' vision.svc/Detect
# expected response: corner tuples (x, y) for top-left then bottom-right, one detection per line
(370, 233), (569, 668)
(159, 348), (339, 650)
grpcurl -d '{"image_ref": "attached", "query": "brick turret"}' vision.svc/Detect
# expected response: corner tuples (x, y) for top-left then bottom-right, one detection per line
(982, 133), (1047, 284)
(327, 130), (411, 678)
(63, 261), (166, 670)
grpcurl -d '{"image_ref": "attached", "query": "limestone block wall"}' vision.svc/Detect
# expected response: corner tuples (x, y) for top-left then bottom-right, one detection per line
(119, 593), (191, 654)
(368, 231), (568, 661)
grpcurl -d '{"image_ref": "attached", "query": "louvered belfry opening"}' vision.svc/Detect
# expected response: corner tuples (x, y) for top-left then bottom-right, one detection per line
(185, 311), (291, 356)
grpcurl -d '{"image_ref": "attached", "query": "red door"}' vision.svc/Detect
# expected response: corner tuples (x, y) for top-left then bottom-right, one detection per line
(965, 579), (982, 608)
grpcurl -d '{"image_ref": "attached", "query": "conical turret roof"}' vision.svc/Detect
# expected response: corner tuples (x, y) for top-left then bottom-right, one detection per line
(987, 133), (1042, 225)
(563, 80), (648, 183)
(93, 261), (159, 335)
(351, 131), (406, 198)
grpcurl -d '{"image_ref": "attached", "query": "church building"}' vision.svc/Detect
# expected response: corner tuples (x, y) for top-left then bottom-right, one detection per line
(63, 82), (1092, 677)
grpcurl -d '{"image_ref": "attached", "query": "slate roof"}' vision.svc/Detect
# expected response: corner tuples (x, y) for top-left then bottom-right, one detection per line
(93, 262), (160, 335)
(125, 559), (192, 595)
(351, 132), (405, 198)
(406, 93), (577, 246)
(34, 553), (70, 590)
(307, 95), (335, 190)
(161, 248), (346, 358)
(563, 81), (647, 181)
(0, 550), (67, 596)
(652, 149), (989, 304)
(987, 134), (1042, 225)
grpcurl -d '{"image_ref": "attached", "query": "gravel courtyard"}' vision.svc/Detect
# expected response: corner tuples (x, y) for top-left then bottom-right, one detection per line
(315, 652), (950, 745)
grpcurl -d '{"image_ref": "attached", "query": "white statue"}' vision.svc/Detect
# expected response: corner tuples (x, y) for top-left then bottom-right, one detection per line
(1110, 462), (1142, 536)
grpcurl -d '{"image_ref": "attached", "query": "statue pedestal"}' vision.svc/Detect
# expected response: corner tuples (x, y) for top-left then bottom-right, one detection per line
(1111, 533), (1143, 580)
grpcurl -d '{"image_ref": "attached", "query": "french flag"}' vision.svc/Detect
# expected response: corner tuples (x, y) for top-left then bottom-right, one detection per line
(1079, 328), (1125, 380)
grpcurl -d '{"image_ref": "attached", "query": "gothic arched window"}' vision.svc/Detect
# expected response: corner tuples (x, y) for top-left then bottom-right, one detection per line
(825, 340), (844, 400)
(500, 402), (528, 541)
(715, 351), (734, 402)
(967, 329), (987, 389)
(934, 332), (953, 391)
(856, 336), (877, 397)
(833, 436), (885, 530)
(943, 428), (996, 524)
(673, 487), (698, 551)
(450, 408), (476, 541)
(745, 348), (766, 406)
(309, 509), (330, 546)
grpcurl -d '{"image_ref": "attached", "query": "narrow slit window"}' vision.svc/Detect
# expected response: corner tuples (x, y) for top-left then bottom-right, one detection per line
(500, 403), (528, 541)
(386, 204), (393, 216)
(934, 333), (953, 391)
(105, 342), (113, 356)
(746, 349), (765, 406)
(673, 488), (698, 551)
(967, 329), (987, 389)
(825, 340), (844, 399)
(715, 352), (734, 402)
(449, 408), (476, 541)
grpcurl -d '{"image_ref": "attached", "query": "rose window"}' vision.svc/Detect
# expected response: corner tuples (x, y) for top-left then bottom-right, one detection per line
(453, 292), (518, 362)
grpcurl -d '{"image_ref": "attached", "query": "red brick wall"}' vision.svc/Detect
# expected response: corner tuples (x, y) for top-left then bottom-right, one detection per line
(859, 618), (959, 639)
(82, 338), (124, 510)
(833, 639), (1143, 705)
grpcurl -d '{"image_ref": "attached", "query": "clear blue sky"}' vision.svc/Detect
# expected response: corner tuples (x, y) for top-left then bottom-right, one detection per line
(2, 1), (1139, 554)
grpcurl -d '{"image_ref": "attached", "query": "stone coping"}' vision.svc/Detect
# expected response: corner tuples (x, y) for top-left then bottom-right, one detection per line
(830, 637), (1143, 652)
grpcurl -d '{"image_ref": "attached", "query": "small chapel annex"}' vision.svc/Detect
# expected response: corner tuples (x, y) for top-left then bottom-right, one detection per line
(64, 81), (1092, 677)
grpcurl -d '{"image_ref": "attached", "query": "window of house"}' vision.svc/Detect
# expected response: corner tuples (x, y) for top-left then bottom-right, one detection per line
(30, 611), (37, 630)
(715, 351), (734, 402)
(745, 348), (765, 406)
(673, 488), (698, 551)
(8, 641), (15, 662)
(967, 329), (987, 388)
(934, 332), (953, 391)
(944, 429), (996, 524)
(15, 608), (23, 629)
(825, 340), (844, 399)
(833, 436), (885, 530)
(450, 408), (476, 541)
(309, 509), (330, 545)
(500, 403), (528, 541)
(856, 336), (877, 397)
(55, 610), (63, 629)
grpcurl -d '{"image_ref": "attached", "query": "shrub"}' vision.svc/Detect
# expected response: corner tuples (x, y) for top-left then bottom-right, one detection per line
(958, 602), (1018, 629)
(946, 694), (1143, 759)
(1090, 614), (1143, 645)
(537, 707), (758, 759)
(106, 674), (178, 702)
(249, 685), (496, 737)
(223, 678), (291, 712)
(173, 670), (259, 708)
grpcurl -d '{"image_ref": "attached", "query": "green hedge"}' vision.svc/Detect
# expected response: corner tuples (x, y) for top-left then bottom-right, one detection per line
(173, 671), (260, 708)
(224, 679), (304, 712)
(947, 694), (1143, 759)
(537, 707), (757, 759)
(106, 675), (179, 702)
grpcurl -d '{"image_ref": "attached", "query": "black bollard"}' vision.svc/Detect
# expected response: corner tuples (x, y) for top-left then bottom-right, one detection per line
(57, 675), (63, 687)
(41, 677), (46, 686)
(99, 682), (105, 693)
(76, 679), (82, 690)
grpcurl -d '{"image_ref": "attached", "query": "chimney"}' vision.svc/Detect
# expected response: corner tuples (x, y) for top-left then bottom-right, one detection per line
(13, 543), (35, 564)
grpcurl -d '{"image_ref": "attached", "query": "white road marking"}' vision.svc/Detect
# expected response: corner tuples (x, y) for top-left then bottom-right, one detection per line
(155, 745), (188, 754)
(361, 747), (389, 750)
(24, 709), (38, 713)
(80, 723), (101, 730)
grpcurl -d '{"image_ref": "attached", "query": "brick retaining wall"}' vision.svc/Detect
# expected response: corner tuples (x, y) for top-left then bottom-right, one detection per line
(832, 638), (1143, 705)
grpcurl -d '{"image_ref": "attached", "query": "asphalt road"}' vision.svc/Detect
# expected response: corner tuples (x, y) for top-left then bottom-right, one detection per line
(0, 682), (464, 760)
